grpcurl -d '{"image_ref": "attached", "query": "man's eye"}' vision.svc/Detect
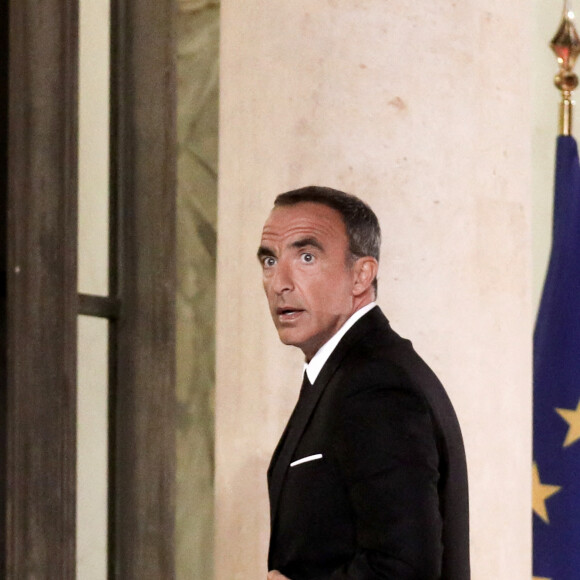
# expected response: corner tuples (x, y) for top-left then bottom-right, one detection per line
(263, 257), (276, 268)
(301, 253), (314, 263)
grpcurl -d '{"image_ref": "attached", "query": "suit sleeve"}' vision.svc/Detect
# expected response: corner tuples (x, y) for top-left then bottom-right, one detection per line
(315, 381), (443, 580)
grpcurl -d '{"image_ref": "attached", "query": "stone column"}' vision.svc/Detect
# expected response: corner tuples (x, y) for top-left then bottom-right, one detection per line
(216, 2), (532, 578)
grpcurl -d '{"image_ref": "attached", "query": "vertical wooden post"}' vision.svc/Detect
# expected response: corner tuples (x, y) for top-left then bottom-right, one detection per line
(5, 0), (78, 576)
(110, 0), (177, 577)
(0, 0), (9, 573)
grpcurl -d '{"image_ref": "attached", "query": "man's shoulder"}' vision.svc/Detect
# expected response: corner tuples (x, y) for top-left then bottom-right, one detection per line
(335, 312), (455, 408)
(338, 308), (420, 375)
(334, 326), (419, 396)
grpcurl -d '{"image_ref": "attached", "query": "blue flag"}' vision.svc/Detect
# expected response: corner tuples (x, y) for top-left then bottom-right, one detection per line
(534, 135), (580, 579)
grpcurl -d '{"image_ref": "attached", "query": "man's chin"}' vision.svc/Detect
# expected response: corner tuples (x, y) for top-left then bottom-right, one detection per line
(277, 333), (299, 347)
(276, 329), (304, 350)
(276, 331), (318, 360)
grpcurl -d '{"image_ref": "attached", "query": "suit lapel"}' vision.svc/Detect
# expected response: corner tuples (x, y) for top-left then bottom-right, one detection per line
(268, 375), (325, 526)
(268, 307), (390, 527)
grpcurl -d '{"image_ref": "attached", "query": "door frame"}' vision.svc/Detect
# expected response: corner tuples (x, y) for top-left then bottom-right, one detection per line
(2, 0), (176, 577)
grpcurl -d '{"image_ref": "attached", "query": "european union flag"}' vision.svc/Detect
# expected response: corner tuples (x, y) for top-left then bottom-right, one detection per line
(534, 135), (580, 579)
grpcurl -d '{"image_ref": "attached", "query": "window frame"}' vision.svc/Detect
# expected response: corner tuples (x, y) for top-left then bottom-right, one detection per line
(1, 0), (176, 577)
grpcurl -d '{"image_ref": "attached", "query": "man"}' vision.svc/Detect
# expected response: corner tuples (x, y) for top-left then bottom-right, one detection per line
(258, 186), (469, 580)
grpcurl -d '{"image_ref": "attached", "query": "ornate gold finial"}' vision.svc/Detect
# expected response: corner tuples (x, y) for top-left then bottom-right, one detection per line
(551, 0), (580, 135)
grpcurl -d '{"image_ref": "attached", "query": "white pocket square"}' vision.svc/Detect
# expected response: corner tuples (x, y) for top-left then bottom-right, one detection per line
(290, 453), (323, 467)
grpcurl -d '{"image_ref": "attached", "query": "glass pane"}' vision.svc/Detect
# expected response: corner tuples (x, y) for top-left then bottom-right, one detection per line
(78, 0), (111, 296)
(175, 1), (219, 577)
(77, 315), (109, 579)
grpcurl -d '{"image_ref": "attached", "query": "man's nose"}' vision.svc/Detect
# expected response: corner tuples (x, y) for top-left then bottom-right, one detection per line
(271, 261), (293, 294)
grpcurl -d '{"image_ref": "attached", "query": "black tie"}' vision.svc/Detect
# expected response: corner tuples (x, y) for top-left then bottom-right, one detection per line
(299, 370), (312, 396)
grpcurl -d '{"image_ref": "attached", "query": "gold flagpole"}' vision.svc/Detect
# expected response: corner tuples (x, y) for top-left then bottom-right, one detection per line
(551, 0), (580, 136)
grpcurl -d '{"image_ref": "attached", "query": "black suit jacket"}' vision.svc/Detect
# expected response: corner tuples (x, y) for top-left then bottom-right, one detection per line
(267, 307), (469, 580)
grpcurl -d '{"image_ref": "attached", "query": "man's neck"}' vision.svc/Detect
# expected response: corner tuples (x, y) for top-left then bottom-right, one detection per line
(304, 302), (377, 384)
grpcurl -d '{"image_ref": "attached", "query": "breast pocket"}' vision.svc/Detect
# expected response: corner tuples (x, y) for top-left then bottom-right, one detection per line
(279, 450), (356, 558)
(290, 453), (323, 467)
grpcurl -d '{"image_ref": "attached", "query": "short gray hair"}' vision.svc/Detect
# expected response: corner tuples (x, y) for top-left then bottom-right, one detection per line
(274, 186), (381, 293)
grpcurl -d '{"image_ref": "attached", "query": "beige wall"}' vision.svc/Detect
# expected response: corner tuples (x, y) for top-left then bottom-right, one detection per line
(216, 1), (532, 578)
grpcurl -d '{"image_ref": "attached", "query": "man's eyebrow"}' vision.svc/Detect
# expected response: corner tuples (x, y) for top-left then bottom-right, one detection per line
(257, 246), (275, 260)
(291, 237), (324, 251)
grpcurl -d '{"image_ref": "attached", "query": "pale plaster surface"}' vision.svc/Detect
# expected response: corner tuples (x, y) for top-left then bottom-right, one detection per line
(217, 2), (532, 578)
(78, 0), (110, 297)
(77, 317), (109, 580)
(176, 1), (220, 578)
(77, 0), (111, 576)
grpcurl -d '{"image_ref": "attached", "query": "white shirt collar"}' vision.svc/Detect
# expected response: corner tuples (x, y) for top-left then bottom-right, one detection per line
(304, 302), (377, 384)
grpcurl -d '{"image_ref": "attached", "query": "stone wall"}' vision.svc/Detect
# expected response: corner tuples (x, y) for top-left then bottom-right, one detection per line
(216, 1), (532, 578)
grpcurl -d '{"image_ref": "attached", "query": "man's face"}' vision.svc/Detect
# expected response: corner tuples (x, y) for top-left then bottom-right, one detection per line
(258, 202), (359, 361)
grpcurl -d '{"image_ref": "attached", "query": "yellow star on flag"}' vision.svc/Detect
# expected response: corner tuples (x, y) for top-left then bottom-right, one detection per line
(533, 462), (561, 524)
(556, 398), (580, 447)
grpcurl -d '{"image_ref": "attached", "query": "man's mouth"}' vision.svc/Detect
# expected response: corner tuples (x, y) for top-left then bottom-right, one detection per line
(276, 307), (304, 320)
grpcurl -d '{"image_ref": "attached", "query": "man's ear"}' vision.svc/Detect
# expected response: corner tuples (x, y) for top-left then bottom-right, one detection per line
(352, 257), (378, 296)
